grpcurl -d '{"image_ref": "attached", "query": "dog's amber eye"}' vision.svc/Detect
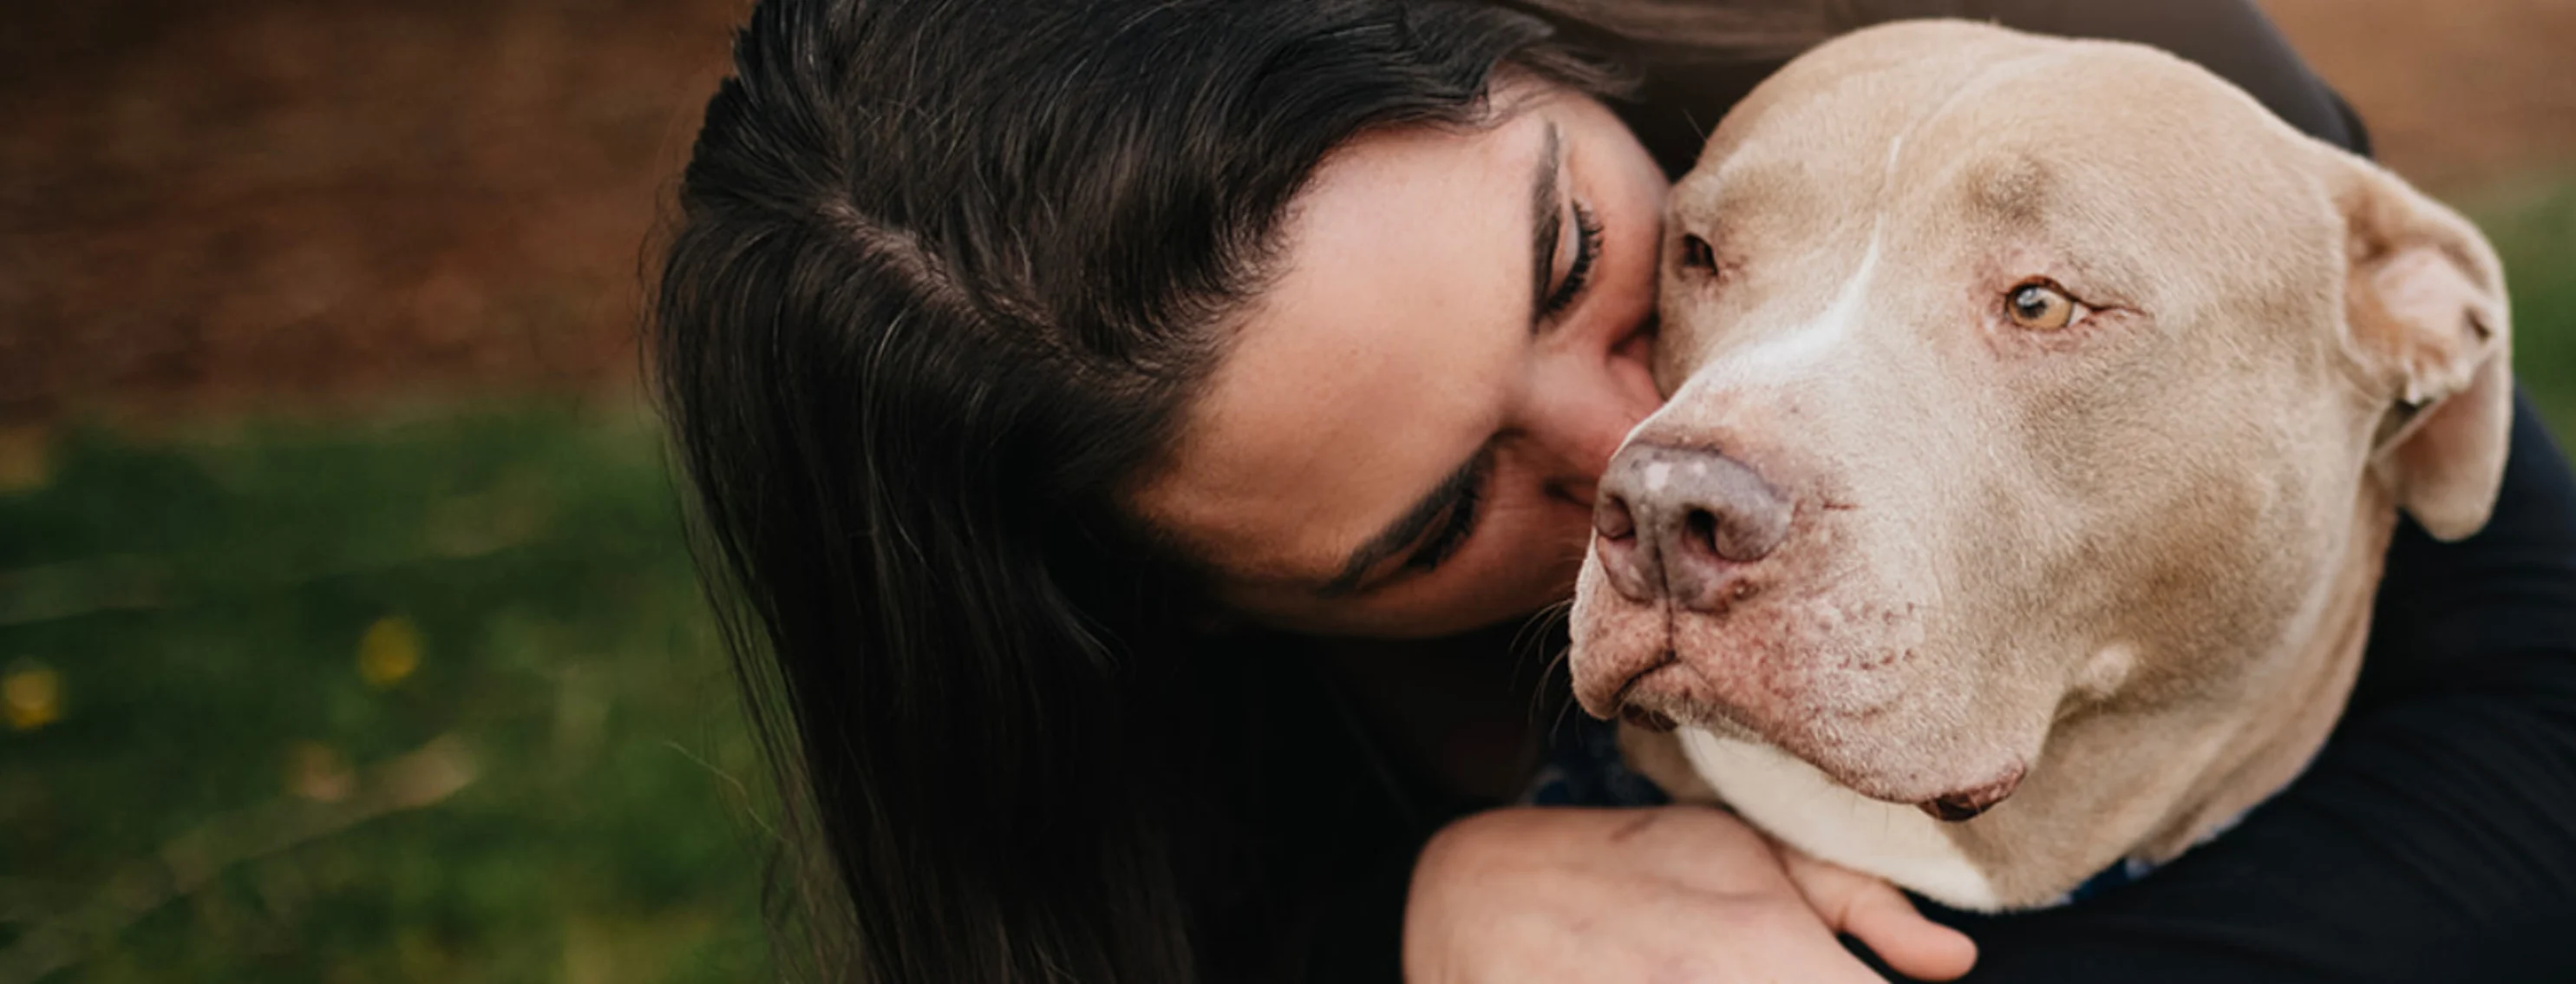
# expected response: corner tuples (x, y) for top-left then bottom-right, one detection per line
(2007, 283), (2078, 330)
(1679, 234), (1716, 272)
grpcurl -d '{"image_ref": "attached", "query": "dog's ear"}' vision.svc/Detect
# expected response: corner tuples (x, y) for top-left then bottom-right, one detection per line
(2332, 153), (2513, 541)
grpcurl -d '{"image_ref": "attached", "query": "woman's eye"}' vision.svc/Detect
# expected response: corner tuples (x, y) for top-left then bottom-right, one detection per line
(1542, 202), (1604, 318)
(1402, 457), (1491, 575)
(2005, 281), (2086, 331)
(1402, 507), (1475, 574)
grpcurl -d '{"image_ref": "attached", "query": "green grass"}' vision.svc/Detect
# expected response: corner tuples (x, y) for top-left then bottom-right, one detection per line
(0, 179), (2567, 984)
(2483, 180), (2576, 433)
(0, 407), (770, 982)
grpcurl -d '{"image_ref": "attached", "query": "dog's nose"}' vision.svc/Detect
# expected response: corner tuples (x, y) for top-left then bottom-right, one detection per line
(1593, 443), (1790, 610)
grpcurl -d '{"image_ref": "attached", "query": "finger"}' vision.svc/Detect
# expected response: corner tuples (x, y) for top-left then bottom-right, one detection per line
(1672, 890), (1909, 984)
(1778, 846), (1979, 981)
(1834, 877), (1978, 981)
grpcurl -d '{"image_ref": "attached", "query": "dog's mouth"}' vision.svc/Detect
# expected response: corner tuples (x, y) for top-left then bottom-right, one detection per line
(1595, 649), (1677, 724)
(1917, 764), (2025, 821)
(1593, 637), (2032, 821)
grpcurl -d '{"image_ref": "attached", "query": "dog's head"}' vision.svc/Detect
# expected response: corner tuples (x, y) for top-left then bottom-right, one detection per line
(1568, 21), (2510, 817)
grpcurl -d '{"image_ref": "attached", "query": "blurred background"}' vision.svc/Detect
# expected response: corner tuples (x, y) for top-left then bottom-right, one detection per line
(1, 0), (2570, 981)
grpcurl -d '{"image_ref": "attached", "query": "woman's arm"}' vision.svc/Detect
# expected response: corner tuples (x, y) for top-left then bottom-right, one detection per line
(1405, 804), (1978, 982)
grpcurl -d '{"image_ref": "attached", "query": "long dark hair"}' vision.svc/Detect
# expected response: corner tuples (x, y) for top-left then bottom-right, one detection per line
(650, 0), (1816, 980)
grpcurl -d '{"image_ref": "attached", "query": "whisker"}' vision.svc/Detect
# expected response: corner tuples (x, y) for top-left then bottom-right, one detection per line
(1512, 602), (1577, 725)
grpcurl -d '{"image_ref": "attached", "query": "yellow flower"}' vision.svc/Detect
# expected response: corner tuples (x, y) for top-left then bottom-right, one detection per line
(3, 660), (62, 731)
(357, 616), (423, 689)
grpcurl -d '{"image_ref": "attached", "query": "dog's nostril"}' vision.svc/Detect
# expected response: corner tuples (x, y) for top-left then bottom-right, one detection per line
(1593, 443), (1790, 607)
(1595, 495), (1637, 541)
(1683, 495), (1788, 564)
(1683, 508), (1719, 554)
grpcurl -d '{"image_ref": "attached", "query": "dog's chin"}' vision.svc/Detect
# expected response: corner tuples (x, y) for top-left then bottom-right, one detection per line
(1621, 670), (2037, 817)
(1572, 561), (2044, 816)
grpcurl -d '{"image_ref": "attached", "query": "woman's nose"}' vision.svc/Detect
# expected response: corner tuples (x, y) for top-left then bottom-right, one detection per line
(1527, 370), (1658, 506)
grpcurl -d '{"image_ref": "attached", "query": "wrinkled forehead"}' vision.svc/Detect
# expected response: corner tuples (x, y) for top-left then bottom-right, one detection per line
(1675, 25), (2324, 251)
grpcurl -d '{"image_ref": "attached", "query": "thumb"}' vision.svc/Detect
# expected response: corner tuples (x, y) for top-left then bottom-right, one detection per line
(1776, 841), (1978, 981)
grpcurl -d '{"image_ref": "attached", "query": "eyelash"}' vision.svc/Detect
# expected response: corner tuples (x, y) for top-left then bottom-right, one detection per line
(1542, 201), (1604, 318)
(1405, 454), (1491, 574)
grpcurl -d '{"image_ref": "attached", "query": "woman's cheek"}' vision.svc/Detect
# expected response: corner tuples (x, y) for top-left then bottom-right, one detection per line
(1602, 236), (1665, 401)
(1612, 325), (1661, 404)
(1487, 485), (1596, 596)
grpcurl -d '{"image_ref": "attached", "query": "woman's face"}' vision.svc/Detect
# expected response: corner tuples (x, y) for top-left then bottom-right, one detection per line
(1138, 78), (1669, 638)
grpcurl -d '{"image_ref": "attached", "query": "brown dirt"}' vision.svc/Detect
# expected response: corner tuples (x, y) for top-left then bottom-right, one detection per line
(1, 1), (2567, 426)
(0, 0), (738, 425)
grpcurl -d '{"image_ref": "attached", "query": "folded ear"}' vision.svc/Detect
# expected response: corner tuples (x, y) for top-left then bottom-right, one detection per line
(2334, 153), (2513, 541)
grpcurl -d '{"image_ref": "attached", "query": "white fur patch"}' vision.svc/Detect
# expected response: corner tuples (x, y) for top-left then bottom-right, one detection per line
(1677, 728), (2000, 910)
(1644, 460), (1674, 494)
(2073, 642), (2140, 699)
(1718, 233), (1884, 382)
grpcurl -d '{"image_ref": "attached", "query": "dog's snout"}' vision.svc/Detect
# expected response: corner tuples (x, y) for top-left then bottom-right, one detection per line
(1595, 443), (1790, 609)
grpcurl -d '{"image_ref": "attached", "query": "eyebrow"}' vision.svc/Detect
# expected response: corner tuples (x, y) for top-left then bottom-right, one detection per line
(1313, 125), (1559, 600)
(1528, 121), (1566, 334)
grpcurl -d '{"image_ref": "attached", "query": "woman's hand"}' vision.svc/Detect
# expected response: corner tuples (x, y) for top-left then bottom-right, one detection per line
(1403, 805), (1977, 982)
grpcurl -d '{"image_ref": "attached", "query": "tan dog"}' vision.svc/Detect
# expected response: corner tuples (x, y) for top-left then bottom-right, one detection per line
(1566, 19), (2513, 911)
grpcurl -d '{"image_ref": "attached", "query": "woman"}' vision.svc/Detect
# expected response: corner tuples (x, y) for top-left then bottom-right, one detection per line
(651, 0), (2576, 981)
